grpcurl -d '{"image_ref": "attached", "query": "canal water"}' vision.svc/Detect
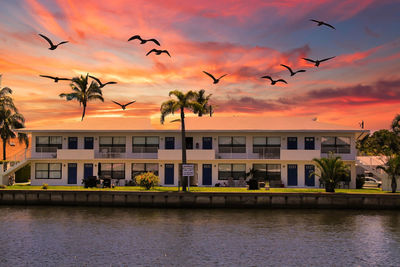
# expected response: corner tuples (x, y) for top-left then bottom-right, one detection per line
(0, 207), (399, 266)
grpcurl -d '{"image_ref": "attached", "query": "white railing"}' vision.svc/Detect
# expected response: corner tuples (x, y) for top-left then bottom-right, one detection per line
(216, 147), (280, 159)
(2, 148), (31, 172)
(95, 152), (128, 159)
(33, 147), (57, 159)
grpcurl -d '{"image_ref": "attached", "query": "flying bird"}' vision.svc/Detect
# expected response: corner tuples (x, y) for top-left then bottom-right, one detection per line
(112, 100), (136, 110)
(202, 71), (228, 84)
(146, 49), (171, 57)
(128, 35), (160, 46)
(280, 64), (306, 76)
(39, 75), (70, 83)
(38, 34), (68, 50)
(310, 19), (336, 30)
(302, 56), (335, 67)
(261, 76), (287, 85)
(89, 75), (117, 88)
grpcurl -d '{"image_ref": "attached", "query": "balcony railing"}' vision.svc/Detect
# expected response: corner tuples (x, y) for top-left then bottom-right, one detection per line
(33, 147), (58, 158)
(252, 147), (280, 159)
(321, 146), (351, 154)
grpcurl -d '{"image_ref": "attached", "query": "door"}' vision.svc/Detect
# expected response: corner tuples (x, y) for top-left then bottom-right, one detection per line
(84, 137), (94, 149)
(165, 137), (175, 150)
(202, 137), (212, 150)
(68, 137), (78, 149)
(305, 165), (315, 186)
(305, 137), (315, 150)
(287, 137), (297, 150)
(202, 164), (212, 185)
(84, 163), (93, 179)
(287, 164), (298, 186)
(165, 164), (174, 185)
(185, 137), (193, 150)
(68, 163), (78, 184)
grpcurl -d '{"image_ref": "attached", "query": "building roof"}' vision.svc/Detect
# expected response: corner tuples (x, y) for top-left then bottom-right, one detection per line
(17, 116), (368, 134)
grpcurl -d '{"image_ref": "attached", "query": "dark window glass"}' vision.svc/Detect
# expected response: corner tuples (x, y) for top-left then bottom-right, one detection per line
(35, 136), (62, 153)
(202, 137), (213, 150)
(99, 163), (125, 179)
(68, 137), (78, 149)
(321, 137), (350, 154)
(99, 136), (126, 153)
(132, 136), (159, 153)
(305, 137), (315, 150)
(218, 136), (246, 153)
(165, 137), (175, 150)
(218, 164), (246, 180)
(287, 137), (297, 150)
(35, 163), (62, 179)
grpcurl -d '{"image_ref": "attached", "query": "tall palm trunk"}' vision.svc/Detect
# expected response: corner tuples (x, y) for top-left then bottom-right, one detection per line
(2, 138), (6, 161)
(391, 175), (397, 193)
(81, 104), (86, 121)
(180, 107), (187, 191)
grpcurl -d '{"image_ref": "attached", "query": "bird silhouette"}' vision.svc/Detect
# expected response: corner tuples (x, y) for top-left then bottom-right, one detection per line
(89, 75), (117, 88)
(38, 34), (68, 50)
(202, 71), (228, 84)
(146, 49), (171, 57)
(39, 75), (71, 83)
(128, 35), (160, 46)
(261, 76), (287, 85)
(280, 64), (306, 76)
(310, 19), (336, 30)
(359, 120), (364, 129)
(112, 100), (136, 110)
(302, 56), (335, 67)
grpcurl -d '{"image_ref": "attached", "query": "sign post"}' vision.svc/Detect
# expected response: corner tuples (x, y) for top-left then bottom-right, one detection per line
(182, 164), (194, 192)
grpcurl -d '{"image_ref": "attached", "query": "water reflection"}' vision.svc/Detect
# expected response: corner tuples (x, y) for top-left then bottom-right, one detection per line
(0, 207), (399, 266)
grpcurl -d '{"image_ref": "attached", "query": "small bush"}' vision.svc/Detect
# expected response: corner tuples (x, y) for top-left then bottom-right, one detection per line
(0, 185), (6, 189)
(42, 183), (48, 190)
(356, 174), (365, 189)
(135, 172), (159, 190)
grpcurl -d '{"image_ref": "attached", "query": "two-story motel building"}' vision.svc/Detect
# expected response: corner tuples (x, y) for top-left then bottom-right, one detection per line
(16, 117), (368, 188)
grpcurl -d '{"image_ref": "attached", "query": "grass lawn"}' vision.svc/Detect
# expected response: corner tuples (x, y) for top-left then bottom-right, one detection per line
(1, 185), (392, 194)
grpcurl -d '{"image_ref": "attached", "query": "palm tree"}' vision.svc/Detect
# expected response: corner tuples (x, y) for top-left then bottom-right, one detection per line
(312, 153), (350, 192)
(391, 114), (400, 135)
(0, 86), (17, 113)
(377, 155), (400, 193)
(0, 107), (29, 161)
(59, 74), (104, 121)
(193, 89), (212, 117)
(160, 90), (208, 191)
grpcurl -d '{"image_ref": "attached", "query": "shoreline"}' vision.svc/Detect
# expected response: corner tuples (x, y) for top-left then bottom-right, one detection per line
(1, 190), (399, 209)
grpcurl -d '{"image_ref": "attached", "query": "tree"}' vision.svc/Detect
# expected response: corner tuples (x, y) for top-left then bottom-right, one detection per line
(312, 153), (350, 192)
(391, 114), (400, 135)
(357, 129), (400, 156)
(160, 90), (209, 191)
(192, 89), (212, 117)
(59, 74), (104, 121)
(377, 155), (400, 193)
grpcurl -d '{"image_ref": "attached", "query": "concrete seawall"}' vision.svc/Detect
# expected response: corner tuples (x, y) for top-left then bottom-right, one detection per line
(0, 190), (399, 209)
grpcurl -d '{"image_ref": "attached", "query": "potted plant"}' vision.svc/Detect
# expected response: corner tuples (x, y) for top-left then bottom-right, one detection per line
(246, 168), (259, 190)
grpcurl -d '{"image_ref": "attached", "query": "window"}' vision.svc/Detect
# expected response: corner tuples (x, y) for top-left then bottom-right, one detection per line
(132, 136), (159, 153)
(99, 136), (126, 153)
(35, 163), (62, 179)
(36, 136), (62, 153)
(99, 163), (125, 179)
(84, 137), (94, 149)
(253, 137), (280, 158)
(218, 164), (246, 180)
(253, 164), (281, 182)
(165, 137), (175, 150)
(131, 163), (159, 179)
(305, 137), (315, 150)
(218, 136), (246, 153)
(202, 137), (212, 149)
(68, 137), (78, 149)
(321, 137), (351, 154)
(287, 137), (297, 150)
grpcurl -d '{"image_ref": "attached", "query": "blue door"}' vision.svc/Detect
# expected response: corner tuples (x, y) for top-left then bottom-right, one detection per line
(165, 164), (174, 185)
(84, 137), (94, 149)
(305, 137), (315, 150)
(68, 163), (77, 184)
(287, 164), (298, 186)
(202, 137), (212, 149)
(68, 137), (78, 149)
(84, 163), (93, 179)
(287, 137), (297, 150)
(305, 165), (315, 186)
(202, 164), (212, 185)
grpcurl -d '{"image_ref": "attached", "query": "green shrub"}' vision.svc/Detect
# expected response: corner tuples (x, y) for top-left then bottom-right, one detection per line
(42, 183), (48, 190)
(0, 185), (6, 189)
(135, 172), (159, 190)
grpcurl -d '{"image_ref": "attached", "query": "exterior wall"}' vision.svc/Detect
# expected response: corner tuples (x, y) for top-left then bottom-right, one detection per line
(28, 131), (358, 188)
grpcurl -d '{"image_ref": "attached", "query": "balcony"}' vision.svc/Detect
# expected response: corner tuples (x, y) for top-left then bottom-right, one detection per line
(280, 149), (321, 161)
(158, 149), (215, 160)
(57, 149), (94, 160)
(96, 147), (127, 159)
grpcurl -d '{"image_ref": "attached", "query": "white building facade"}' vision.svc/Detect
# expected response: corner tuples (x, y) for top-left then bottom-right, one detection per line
(16, 117), (367, 188)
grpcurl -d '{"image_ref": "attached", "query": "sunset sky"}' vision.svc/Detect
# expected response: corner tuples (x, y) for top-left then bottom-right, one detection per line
(0, 0), (399, 130)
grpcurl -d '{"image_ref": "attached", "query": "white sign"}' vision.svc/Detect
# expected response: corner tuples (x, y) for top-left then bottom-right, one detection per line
(182, 164), (194, 176)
